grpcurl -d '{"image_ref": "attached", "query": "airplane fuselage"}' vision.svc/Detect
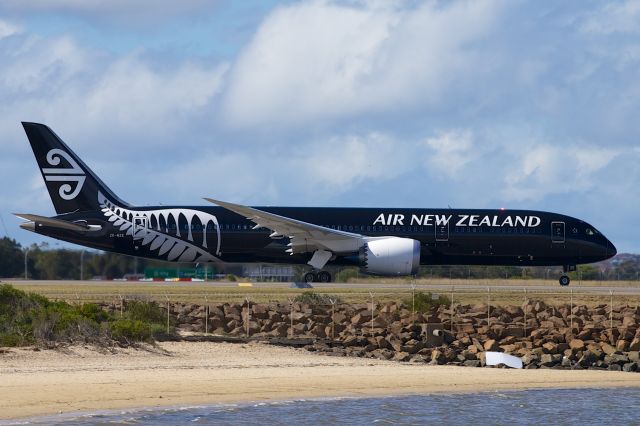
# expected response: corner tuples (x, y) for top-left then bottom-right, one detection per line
(35, 205), (615, 269)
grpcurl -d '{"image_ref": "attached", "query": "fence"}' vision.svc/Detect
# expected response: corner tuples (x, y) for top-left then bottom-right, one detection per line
(49, 286), (640, 343)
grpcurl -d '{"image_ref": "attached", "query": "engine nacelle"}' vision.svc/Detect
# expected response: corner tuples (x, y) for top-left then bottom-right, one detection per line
(359, 237), (420, 276)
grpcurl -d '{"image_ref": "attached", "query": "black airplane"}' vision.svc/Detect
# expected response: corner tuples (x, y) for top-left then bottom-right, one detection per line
(16, 122), (616, 286)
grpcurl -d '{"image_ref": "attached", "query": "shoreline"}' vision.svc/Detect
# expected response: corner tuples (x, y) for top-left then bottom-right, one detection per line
(2, 342), (640, 421)
(11, 386), (640, 425)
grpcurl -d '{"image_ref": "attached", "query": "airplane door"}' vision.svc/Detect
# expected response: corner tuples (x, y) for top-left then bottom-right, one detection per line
(133, 216), (147, 249)
(551, 221), (565, 243)
(435, 222), (449, 242)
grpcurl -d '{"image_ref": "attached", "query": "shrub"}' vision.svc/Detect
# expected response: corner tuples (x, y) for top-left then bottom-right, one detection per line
(32, 311), (60, 342)
(294, 291), (341, 305)
(1, 332), (24, 347)
(335, 268), (359, 283)
(109, 318), (152, 343)
(225, 274), (237, 281)
(125, 300), (166, 324)
(78, 303), (110, 323)
(0, 284), (173, 347)
(404, 291), (451, 314)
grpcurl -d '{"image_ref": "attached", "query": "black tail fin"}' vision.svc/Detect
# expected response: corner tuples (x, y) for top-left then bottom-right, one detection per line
(22, 122), (130, 215)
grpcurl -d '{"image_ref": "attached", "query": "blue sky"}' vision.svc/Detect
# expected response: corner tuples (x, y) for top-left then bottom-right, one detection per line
(0, 0), (639, 252)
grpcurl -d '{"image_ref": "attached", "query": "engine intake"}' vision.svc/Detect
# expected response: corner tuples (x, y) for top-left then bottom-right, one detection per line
(359, 237), (420, 276)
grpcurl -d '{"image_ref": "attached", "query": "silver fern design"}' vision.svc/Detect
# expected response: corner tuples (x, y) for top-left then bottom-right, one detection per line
(98, 192), (222, 262)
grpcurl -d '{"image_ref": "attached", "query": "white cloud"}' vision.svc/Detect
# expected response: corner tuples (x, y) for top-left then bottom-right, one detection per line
(223, 0), (504, 127)
(299, 132), (411, 189)
(149, 132), (413, 205)
(151, 151), (277, 205)
(423, 130), (473, 177)
(0, 31), (228, 151)
(0, 36), (87, 94)
(580, 0), (640, 34)
(0, 19), (21, 39)
(82, 57), (228, 134)
(503, 144), (620, 201)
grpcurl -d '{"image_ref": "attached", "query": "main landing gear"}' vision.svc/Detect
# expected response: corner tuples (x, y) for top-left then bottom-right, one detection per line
(304, 270), (332, 283)
(559, 264), (576, 286)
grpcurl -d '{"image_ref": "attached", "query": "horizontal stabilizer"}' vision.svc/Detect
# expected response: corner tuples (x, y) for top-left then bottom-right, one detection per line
(14, 213), (92, 232)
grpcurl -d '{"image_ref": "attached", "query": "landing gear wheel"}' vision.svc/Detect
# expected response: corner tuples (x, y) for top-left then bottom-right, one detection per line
(317, 271), (332, 283)
(559, 275), (570, 286)
(304, 272), (317, 283)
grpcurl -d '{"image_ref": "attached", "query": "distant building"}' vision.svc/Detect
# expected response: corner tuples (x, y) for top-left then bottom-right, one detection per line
(242, 264), (295, 282)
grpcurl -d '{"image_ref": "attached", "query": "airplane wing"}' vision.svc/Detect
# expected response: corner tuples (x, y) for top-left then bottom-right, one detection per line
(203, 198), (367, 269)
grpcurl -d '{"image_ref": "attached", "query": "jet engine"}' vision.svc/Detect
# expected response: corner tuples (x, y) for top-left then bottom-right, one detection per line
(359, 237), (420, 275)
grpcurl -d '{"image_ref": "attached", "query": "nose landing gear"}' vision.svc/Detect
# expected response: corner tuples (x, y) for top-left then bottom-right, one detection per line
(559, 264), (576, 286)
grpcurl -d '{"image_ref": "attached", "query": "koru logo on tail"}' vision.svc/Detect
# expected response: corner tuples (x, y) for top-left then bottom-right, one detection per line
(42, 149), (86, 200)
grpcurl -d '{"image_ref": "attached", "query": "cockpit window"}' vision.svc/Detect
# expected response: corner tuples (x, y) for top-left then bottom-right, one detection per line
(585, 228), (595, 236)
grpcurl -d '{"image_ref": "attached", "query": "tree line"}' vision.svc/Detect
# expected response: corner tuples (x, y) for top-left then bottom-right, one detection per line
(0, 237), (638, 281)
(0, 237), (173, 280)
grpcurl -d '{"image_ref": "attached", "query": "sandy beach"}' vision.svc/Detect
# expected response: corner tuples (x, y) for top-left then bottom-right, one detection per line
(1, 342), (640, 420)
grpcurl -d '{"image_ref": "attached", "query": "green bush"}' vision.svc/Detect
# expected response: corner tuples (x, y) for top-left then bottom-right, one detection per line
(110, 318), (152, 343)
(294, 291), (341, 305)
(404, 291), (451, 314)
(1, 332), (24, 347)
(78, 303), (110, 323)
(225, 274), (237, 281)
(125, 300), (166, 324)
(0, 284), (172, 347)
(335, 268), (359, 283)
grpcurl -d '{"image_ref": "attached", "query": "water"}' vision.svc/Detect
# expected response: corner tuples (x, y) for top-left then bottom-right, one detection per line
(7, 388), (640, 425)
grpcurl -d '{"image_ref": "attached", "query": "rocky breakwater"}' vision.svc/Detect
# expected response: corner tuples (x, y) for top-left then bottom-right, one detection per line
(166, 299), (640, 371)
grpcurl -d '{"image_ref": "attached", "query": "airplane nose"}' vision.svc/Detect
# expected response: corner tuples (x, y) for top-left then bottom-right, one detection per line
(607, 239), (617, 258)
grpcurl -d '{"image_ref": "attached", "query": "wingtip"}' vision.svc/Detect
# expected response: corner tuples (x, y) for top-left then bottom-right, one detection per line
(204, 197), (235, 207)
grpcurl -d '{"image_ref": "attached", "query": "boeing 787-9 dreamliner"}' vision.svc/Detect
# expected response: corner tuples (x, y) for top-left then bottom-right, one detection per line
(16, 123), (616, 286)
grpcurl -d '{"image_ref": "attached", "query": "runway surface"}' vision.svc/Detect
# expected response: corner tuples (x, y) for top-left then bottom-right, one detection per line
(6, 279), (640, 295)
